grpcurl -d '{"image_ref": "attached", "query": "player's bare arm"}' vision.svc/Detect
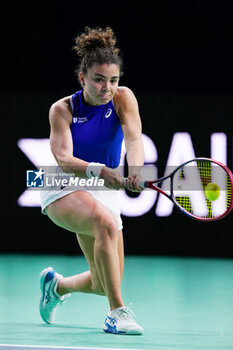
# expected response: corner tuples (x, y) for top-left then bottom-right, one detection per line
(49, 97), (89, 177)
(114, 86), (145, 191)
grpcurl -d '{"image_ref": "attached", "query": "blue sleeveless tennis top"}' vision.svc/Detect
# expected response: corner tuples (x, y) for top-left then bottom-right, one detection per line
(70, 90), (124, 169)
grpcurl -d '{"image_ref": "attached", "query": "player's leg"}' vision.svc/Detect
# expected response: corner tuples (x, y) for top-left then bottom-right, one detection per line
(40, 191), (143, 334)
(45, 190), (124, 310)
(57, 231), (124, 296)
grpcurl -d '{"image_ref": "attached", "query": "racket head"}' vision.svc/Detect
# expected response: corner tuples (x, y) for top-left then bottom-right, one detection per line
(170, 158), (233, 221)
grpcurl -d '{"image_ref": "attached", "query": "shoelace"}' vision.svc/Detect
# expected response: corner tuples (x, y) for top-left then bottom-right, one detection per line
(114, 307), (136, 322)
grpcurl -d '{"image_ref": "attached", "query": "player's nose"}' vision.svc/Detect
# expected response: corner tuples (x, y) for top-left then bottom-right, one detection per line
(102, 81), (110, 92)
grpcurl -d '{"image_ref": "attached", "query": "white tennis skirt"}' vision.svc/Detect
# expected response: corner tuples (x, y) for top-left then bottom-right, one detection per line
(40, 187), (123, 231)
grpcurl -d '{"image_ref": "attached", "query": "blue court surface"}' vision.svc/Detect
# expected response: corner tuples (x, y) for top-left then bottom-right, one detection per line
(1, 254), (233, 350)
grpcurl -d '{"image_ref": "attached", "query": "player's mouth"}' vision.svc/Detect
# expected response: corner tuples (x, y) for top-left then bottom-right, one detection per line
(99, 93), (111, 100)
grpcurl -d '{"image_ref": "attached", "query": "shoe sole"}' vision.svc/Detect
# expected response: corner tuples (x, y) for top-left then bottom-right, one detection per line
(103, 326), (143, 335)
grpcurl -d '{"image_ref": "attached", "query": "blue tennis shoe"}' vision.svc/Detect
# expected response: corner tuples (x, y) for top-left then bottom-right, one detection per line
(39, 267), (70, 324)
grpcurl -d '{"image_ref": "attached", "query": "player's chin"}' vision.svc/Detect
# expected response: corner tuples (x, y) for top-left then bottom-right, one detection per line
(98, 94), (112, 103)
(99, 98), (111, 105)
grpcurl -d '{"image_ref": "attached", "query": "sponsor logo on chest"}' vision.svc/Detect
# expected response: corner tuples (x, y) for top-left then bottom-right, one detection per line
(73, 116), (88, 123)
(105, 109), (112, 118)
(72, 108), (112, 124)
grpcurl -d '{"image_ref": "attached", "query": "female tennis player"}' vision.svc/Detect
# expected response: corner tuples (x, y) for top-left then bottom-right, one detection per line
(39, 27), (144, 335)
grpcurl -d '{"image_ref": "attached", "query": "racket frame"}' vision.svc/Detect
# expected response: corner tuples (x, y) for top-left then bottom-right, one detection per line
(142, 157), (233, 221)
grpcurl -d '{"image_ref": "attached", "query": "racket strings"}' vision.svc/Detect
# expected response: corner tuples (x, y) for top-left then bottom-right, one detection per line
(173, 159), (232, 218)
(227, 176), (232, 207)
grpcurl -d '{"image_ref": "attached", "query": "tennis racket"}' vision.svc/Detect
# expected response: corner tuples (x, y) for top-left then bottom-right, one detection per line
(128, 158), (233, 221)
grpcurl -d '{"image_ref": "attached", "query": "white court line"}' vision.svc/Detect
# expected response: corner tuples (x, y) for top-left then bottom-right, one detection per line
(0, 345), (140, 350)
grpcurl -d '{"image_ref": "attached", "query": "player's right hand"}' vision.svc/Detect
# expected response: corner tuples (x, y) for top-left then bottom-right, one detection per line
(100, 167), (124, 190)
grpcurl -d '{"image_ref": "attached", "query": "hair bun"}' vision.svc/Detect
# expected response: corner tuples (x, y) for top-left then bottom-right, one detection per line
(74, 26), (119, 57)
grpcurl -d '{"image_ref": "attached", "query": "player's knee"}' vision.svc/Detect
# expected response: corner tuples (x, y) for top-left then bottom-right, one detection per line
(93, 210), (119, 240)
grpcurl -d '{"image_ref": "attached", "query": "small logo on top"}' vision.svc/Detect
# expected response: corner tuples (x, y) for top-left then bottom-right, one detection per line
(73, 116), (88, 123)
(105, 109), (112, 118)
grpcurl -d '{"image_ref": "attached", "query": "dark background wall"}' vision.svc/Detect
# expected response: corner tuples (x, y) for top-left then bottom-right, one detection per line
(3, 1), (233, 257)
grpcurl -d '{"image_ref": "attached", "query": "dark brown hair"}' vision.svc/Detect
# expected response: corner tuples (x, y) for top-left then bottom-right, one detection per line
(74, 27), (123, 77)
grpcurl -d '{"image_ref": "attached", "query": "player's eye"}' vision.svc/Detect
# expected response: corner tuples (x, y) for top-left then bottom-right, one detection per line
(94, 77), (104, 82)
(110, 79), (118, 84)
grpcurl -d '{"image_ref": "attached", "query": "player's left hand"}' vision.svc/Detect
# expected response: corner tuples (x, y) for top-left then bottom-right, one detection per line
(124, 173), (144, 192)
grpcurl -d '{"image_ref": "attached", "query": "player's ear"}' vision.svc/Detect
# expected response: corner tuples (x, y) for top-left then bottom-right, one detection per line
(79, 72), (85, 87)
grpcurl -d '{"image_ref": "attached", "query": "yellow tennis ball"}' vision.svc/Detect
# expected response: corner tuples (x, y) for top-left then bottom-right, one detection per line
(205, 183), (220, 201)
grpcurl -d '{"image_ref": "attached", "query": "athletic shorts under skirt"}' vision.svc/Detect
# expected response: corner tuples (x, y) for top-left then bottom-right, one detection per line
(40, 186), (123, 231)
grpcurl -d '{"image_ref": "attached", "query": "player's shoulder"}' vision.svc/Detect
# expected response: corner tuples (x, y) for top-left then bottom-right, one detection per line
(50, 96), (72, 116)
(114, 86), (138, 112)
(49, 96), (72, 124)
(114, 86), (138, 109)
(114, 86), (136, 100)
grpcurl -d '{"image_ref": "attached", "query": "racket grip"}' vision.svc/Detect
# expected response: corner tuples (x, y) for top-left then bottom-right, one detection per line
(139, 181), (146, 189)
(122, 178), (145, 189)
